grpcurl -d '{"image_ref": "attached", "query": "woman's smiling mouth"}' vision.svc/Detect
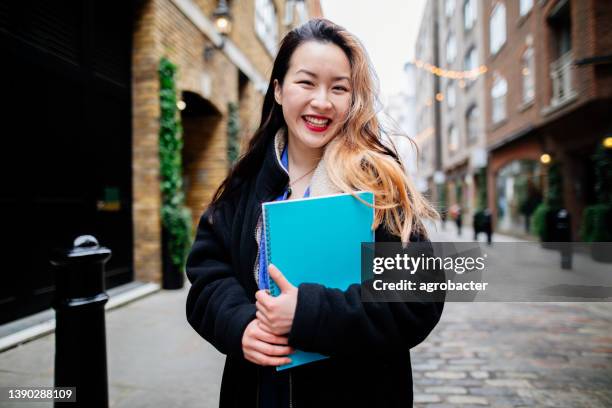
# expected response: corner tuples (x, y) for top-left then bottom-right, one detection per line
(302, 115), (331, 132)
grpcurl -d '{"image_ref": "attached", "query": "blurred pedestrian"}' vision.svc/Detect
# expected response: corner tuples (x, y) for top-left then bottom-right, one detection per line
(450, 203), (462, 236)
(185, 18), (444, 408)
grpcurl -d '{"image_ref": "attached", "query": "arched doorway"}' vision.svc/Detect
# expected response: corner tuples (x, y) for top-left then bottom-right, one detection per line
(180, 91), (223, 227)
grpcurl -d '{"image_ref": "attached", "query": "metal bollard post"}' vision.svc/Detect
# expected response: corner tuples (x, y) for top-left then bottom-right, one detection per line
(555, 209), (572, 270)
(51, 235), (111, 408)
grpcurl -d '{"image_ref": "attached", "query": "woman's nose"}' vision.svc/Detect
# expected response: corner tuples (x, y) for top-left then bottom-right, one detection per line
(310, 90), (332, 111)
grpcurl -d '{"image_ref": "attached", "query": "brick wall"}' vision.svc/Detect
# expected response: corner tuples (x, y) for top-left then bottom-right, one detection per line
(133, 0), (163, 283)
(485, 0), (611, 148)
(483, 0), (542, 148)
(132, 0), (241, 283)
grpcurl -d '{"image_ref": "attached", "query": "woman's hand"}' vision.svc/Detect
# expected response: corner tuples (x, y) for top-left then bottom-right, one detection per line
(255, 264), (298, 336)
(241, 318), (294, 366)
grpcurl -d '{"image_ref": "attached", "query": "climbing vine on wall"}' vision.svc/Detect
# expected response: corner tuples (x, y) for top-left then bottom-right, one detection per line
(227, 101), (241, 167)
(158, 57), (192, 269)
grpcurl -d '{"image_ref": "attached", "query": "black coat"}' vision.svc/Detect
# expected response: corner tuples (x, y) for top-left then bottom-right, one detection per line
(185, 134), (444, 407)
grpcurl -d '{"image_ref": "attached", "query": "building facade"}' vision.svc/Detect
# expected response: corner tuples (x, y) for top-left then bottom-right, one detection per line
(414, 0), (612, 237)
(483, 0), (612, 237)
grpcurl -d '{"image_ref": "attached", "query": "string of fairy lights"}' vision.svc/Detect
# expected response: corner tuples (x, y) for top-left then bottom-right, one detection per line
(410, 58), (489, 109)
(413, 59), (488, 80)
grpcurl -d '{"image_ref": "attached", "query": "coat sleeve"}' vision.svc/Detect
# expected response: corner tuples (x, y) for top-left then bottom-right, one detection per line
(185, 206), (256, 356)
(287, 227), (445, 359)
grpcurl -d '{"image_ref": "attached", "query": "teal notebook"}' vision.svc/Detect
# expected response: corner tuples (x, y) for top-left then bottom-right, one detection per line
(262, 191), (375, 370)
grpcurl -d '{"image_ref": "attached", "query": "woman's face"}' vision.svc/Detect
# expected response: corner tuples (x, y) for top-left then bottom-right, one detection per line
(274, 41), (352, 152)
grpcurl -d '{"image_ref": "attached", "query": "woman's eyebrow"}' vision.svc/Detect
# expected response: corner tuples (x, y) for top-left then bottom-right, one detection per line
(295, 69), (350, 82)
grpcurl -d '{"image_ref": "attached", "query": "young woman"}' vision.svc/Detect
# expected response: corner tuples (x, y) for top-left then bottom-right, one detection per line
(186, 18), (444, 407)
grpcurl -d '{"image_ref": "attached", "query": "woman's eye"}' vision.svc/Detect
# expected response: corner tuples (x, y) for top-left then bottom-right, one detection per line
(333, 86), (349, 92)
(298, 80), (314, 86)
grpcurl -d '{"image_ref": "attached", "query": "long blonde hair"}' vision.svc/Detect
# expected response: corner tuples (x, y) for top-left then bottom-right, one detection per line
(319, 19), (439, 241)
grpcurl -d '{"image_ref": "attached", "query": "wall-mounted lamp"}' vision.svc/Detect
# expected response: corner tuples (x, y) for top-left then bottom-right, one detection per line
(213, 0), (232, 43)
(204, 0), (233, 61)
(603, 136), (612, 149)
(540, 153), (552, 164)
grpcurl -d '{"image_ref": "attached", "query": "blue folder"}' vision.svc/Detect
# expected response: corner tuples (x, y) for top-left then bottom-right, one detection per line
(261, 191), (375, 370)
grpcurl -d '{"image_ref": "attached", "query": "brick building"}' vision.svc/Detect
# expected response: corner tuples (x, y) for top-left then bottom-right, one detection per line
(414, 0), (612, 237)
(482, 0), (612, 237)
(0, 0), (322, 324)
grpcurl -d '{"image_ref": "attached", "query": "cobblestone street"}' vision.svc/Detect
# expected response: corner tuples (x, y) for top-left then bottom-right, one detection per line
(411, 302), (612, 407)
(412, 223), (612, 407)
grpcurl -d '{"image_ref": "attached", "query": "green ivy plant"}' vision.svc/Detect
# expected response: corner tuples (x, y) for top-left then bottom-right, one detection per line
(158, 57), (192, 269)
(227, 102), (241, 167)
(580, 144), (612, 242)
(530, 162), (562, 240)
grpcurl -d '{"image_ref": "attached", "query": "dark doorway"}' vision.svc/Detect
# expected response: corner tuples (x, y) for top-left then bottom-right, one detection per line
(0, 1), (134, 324)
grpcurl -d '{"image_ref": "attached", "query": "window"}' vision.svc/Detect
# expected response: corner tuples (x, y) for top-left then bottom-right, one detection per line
(448, 125), (459, 153)
(464, 47), (477, 71)
(491, 73), (507, 123)
(255, 0), (278, 56)
(446, 81), (456, 110)
(489, 2), (506, 55)
(520, 0), (533, 16)
(446, 33), (457, 63)
(466, 105), (480, 143)
(464, 0), (476, 30)
(521, 46), (535, 103)
(445, 0), (455, 17)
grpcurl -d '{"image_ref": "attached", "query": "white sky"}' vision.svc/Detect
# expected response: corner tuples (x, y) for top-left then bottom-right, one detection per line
(320, 0), (427, 99)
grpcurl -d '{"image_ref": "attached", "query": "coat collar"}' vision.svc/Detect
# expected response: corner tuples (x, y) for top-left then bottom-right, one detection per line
(269, 127), (342, 198)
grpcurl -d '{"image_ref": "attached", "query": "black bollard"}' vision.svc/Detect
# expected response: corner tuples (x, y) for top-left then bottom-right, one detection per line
(51, 235), (111, 408)
(554, 209), (572, 270)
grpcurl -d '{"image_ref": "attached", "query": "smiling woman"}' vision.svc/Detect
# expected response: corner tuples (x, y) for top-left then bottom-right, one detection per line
(272, 41), (352, 197)
(185, 18), (443, 408)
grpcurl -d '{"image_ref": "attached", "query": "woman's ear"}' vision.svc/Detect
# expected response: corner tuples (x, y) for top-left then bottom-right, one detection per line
(273, 79), (282, 106)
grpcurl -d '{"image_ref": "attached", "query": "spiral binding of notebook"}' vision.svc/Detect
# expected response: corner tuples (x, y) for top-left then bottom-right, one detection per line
(263, 207), (281, 297)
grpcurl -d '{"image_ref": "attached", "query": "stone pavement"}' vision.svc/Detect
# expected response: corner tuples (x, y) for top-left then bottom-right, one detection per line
(410, 221), (612, 407)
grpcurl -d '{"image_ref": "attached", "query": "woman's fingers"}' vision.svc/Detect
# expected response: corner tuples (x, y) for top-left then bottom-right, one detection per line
(250, 339), (293, 357)
(254, 324), (292, 347)
(255, 299), (270, 314)
(242, 318), (294, 366)
(256, 310), (273, 328)
(244, 349), (292, 367)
